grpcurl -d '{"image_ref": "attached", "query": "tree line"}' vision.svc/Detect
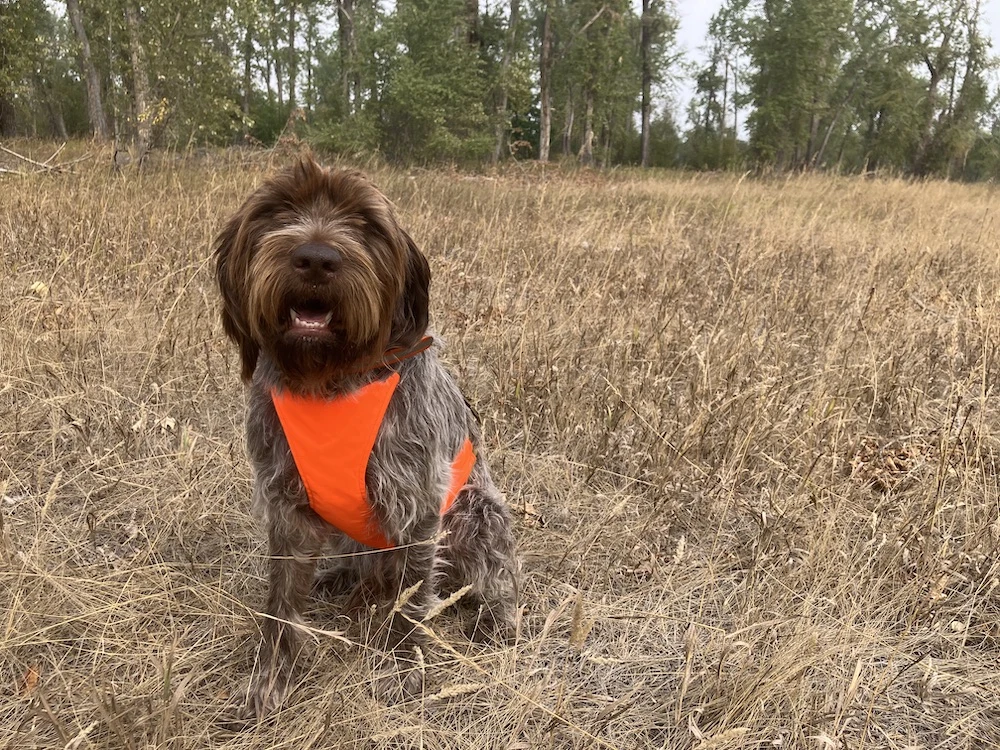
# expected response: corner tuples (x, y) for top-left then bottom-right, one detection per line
(1, 0), (999, 179)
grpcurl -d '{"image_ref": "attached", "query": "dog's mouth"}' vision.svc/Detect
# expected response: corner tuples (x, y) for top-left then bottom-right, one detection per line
(288, 301), (334, 336)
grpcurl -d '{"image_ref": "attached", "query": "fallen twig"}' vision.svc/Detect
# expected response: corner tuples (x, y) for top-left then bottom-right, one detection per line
(0, 143), (91, 174)
(42, 142), (67, 166)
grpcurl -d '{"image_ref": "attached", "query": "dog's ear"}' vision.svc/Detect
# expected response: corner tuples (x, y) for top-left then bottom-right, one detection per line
(391, 230), (431, 349)
(214, 211), (260, 381)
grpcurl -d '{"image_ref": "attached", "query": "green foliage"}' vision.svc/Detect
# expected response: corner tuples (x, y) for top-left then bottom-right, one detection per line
(743, 0), (854, 168)
(962, 115), (1000, 181)
(510, 103), (541, 159)
(311, 0), (495, 163)
(247, 94), (294, 145)
(627, 108), (681, 167)
(0, 0), (50, 132)
(688, 0), (1000, 179)
(309, 110), (381, 157)
(3, 0), (997, 176)
(684, 1), (743, 170)
(0, 0), (45, 90)
(375, 0), (492, 162)
(536, 0), (669, 163)
(125, 0), (246, 145)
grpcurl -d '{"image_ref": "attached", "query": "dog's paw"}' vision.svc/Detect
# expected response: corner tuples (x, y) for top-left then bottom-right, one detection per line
(465, 605), (515, 645)
(217, 675), (288, 731)
(237, 664), (294, 721)
(312, 566), (358, 599)
(372, 650), (425, 704)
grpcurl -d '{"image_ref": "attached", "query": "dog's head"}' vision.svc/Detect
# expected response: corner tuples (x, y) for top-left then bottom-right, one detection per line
(214, 157), (430, 383)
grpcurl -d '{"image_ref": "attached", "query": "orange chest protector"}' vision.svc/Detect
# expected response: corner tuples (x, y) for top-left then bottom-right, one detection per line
(271, 372), (475, 549)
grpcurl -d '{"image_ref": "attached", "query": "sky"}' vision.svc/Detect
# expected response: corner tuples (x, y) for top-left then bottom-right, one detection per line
(670, 0), (1000, 127)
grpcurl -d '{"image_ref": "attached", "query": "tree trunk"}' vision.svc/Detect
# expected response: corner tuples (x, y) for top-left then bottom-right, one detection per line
(51, 106), (69, 141)
(466, 0), (480, 45)
(913, 14), (957, 176)
(562, 92), (574, 157)
(538, 2), (553, 162)
(125, 2), (152, 163)
(835, 122), (850, 171)
(493, 0), (520, 163)
(805, 108), (819, 168)
(946, 59), (957, 117)
(337, 0), (355, 114)
(305, 11), (315, 110)
(639, 0), (652, 167)
(287, 1), (297, 106)
(271, 1), (284, 106)
(719, 55), (729, 164)
(721, 56), (729, 132)
(242, 23), (253, 121)
(813, 81), (858, 168)
(0, 96), (14, 137)
(599, 121), (610, 168)
(813, 113), (837, 169)
(578, 88), (594, 165)
(912, 58), (943, 175)
(66, 0), (109, 140)
(35, 76), (69, 139)
(732, 54), (739, 143)
(264, 53), (273, 105)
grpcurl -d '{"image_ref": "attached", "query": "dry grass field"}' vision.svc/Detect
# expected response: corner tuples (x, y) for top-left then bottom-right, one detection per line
(2, 142), (1000, 749)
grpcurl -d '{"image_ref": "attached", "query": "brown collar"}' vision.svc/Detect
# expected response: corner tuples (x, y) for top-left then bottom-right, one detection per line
(373, 335), (433, 370)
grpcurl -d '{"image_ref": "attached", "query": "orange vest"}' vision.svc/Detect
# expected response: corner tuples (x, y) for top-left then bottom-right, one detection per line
(271, 372), (475, 549)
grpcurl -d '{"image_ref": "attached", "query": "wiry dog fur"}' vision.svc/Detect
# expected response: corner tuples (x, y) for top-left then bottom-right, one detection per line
(215, 157), (518, 719)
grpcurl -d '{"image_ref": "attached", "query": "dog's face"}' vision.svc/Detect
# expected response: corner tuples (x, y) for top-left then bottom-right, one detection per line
(214, 158), (430, 384)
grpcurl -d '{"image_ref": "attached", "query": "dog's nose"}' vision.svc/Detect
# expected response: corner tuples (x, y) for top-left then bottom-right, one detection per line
(291, 243), (342, 280)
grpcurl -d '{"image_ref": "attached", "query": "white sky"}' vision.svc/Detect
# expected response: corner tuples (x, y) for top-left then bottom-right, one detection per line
(670, 0), (1000, 127)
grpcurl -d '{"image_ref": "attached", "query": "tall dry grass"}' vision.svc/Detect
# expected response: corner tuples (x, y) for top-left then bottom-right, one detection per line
(2, 142), (999, 749)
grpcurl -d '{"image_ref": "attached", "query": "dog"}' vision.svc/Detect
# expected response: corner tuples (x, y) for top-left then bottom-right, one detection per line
(214, 157), (518, 718)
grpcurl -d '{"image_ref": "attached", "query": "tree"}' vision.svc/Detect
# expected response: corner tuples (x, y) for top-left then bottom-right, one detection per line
(4, 0), (997, 177)
(287, 0), (298, 106)
(908, 0), (991, 176)
(537, 0), (554, 161)
(337, 0), (357, 115)
(0, 1), (47, 135)
(124, 2), (152, 160)
(376, 0), (492, 162)
(640, 0), (678, 167)
(545, 0), (638, 165)
(744, 0), (854, 170)
(492, 0), (523, 162)
(65, 0), (109, 139)
(571, 0), (624, 164)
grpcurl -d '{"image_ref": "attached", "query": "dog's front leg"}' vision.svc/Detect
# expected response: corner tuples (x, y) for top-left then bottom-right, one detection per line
(369, 526), (438, 703)
(247, 506), (326, 718)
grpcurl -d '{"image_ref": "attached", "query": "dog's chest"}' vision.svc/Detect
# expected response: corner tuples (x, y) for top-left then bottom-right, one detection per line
(270, 374), (399, 547)
(269, 375), (474, 548)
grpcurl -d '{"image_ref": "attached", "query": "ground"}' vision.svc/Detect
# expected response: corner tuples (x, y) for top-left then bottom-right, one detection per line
(2, 143), (1000, 749)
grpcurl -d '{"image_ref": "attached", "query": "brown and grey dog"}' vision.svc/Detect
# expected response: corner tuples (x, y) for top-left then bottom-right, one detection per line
(214, 157), (517, 718)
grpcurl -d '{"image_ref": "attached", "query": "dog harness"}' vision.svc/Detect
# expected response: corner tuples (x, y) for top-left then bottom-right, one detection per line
(271, 368), (476, 549)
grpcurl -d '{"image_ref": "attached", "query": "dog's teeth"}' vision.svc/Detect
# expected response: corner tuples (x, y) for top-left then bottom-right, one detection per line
(291, 309), (331, 329)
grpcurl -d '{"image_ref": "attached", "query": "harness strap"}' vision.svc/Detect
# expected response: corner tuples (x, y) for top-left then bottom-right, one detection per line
(270, 342), (477, 548)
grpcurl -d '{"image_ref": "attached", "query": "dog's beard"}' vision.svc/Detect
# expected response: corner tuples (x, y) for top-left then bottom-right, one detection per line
(246, 257), (393, 381)
(270, 331), (380, 381)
